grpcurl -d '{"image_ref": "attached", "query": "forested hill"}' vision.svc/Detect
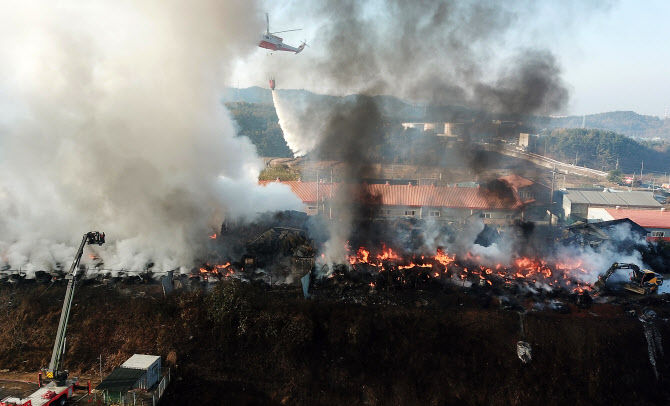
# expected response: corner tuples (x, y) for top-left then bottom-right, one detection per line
(543, 128), (670, 174)
(221, 87), (428, 119)
(223, 88), (670, 139)
(533, 111), (670, 139)
(225, 102), (293, 158)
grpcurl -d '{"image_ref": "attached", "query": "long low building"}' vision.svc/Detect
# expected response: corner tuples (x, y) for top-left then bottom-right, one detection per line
(259, 180), (524, 222)
(588, 207), (670, 242)
(560, 189), (661, 221)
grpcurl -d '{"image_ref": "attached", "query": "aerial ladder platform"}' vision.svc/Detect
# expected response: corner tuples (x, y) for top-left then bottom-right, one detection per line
(0, 232), (104, 406)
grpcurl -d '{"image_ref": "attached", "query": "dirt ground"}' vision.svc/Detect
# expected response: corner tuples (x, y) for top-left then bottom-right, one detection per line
(0, 281), (668, 405)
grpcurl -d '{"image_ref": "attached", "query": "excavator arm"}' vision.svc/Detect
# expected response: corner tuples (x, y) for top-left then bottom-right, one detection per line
(46, 231), (105, 381)
(596, 262), (640, 286)
(594, 262), (663, 295)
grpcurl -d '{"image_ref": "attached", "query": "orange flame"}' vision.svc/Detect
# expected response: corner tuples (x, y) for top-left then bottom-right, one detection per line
(341, 245), (592, 292)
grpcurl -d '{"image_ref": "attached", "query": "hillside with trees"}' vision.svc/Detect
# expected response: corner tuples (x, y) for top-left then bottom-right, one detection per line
(225, 102), (293, 158)
(223, 93), (670, 175)
(533, 111), (670, 139)
(223, 87), (670, 139)
(540, 128), (670, 174)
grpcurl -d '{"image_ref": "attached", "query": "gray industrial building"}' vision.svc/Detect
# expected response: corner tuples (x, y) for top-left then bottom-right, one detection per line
(560, 189), (661, 221)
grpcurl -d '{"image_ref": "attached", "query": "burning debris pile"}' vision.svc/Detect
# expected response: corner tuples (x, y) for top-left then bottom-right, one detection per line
(334, 244), (593, 294)
(188, 210), (315, 284)
(0, 209), (663, 305)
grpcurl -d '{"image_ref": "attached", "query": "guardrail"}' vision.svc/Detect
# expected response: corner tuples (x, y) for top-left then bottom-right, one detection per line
(487, 145), (607, 178)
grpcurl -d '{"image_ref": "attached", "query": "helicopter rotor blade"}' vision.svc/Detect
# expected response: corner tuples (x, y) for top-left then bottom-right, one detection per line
(270, 29), (302, 34)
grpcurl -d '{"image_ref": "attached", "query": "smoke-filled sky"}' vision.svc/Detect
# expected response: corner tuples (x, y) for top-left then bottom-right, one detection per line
(234, 0), (670, 117)
(0, 0), (300, 273)
(0, 0), (663, 274)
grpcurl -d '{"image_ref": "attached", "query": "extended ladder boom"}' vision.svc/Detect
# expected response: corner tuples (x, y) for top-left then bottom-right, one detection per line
(46, 231), (104, 381)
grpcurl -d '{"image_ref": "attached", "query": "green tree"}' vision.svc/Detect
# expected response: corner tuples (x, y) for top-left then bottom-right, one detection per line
(225, 102), (293, 158)
(607, 169), (623, 183)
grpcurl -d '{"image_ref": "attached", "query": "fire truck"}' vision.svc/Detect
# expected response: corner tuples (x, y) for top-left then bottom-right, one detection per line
(0, 232), (105, 406)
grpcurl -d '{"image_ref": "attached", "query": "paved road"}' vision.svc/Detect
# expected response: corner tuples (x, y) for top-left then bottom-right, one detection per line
(0, 380), (36, 399)
(483, 144), (608, 178)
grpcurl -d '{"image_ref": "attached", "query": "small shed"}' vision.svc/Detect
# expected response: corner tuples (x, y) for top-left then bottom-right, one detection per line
(96, 367), (147, 402)
(121, 354), (162, 390)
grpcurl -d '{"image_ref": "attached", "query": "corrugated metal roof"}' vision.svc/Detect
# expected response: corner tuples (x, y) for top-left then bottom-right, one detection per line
(96, 367), (145, 392)
(259, 181), (523, 210)
(564, 190), (661, 207)
(604, 208), (670, 229)
(121, 354), (160, 370)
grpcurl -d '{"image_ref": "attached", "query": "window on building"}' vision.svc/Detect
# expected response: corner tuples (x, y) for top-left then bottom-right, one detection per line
(505, 214), (512, 219)
(483, 213), (492, 219)
(429, 211), (440, 217)
(307, 206), (316, 210)
(651, 231), (665, 237)
(381, 209), (391, 215)
(405, 210), (416, 216)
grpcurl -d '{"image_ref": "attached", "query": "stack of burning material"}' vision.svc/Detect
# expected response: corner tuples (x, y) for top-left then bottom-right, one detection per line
(218, 210), (314, 270)
(338, 244), (593, 294)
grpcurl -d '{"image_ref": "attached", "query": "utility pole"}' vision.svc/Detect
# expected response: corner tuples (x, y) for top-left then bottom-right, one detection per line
(616, 157), (619, 170)
(549, 166), (556, 227)
(641, 161), (644, 182)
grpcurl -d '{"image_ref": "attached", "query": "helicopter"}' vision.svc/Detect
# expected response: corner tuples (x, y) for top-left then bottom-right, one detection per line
(258, 13), (307, 54)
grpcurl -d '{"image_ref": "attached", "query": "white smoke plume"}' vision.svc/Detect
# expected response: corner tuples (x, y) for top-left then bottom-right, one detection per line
(553, 222), (648, 284)
(272, 91), (320, 156)
(0, 1), (301, 275)
(417, 219), (650, 286)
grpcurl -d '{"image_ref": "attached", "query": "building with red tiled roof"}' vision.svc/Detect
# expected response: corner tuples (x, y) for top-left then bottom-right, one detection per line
(259, 180), (524, 222)
(587, 207), (670, 242)
(499, 174), (551, 221)
(499, 174), (550, 203)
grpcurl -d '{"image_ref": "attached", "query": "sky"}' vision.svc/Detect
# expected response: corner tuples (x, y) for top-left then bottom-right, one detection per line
(231, 0), (670, 117)
(557, 0), (670, 117)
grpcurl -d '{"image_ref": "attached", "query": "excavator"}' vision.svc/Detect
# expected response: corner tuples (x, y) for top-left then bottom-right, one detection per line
(1, 231), (104, 406)
(594, 262), (664, 295)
